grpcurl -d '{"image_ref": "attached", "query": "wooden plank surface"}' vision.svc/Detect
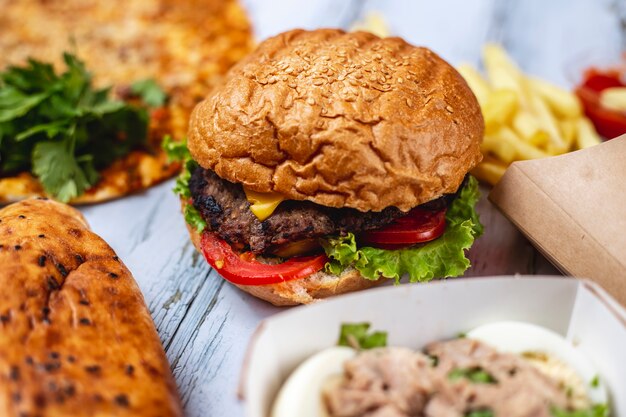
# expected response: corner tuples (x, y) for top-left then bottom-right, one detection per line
(77, 1), (624, 415)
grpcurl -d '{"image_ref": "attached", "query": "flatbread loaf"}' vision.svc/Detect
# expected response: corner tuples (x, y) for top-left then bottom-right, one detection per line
(0, 198), (183, 416)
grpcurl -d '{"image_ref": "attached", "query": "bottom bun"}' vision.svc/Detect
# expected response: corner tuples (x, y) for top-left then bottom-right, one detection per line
(185, 222), (381, 306)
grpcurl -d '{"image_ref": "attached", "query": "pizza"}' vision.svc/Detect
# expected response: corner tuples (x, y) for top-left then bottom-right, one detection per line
(0, 0), (253, 204)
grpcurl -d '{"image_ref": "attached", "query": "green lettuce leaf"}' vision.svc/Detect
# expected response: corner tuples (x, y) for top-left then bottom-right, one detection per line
(163, 136), (206, 232)
(322, 176), (482, 282)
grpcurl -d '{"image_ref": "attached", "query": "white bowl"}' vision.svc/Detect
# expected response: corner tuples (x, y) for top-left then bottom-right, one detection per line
(240, 276), (626, 417)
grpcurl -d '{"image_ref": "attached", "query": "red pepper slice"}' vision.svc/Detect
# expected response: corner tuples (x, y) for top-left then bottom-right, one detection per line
(200, 232), (328, 286)
(360, 208), (447, 250)
(575, 69), (626, 139)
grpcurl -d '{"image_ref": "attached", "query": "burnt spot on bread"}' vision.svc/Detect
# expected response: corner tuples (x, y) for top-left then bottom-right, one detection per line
(55, 263), (68, 277)
(125, 364), (135, 376)
(67, 355), (76, 363)
(41, 306), (51, 324)
(14, 245), (22, 250)
(64, 384), (76, 397)
(85, 365), (101, 375)
(11, 391), (21, 403)
(78, 288), (90, 305)
(38, 234), (45, 238)
(108, 272), (119, 279)
(38, 255), (46, 267)
(112, 255), (119, 261)
(74, 254), (85, 264)
(9, 365), (20, 381)
(68, 228), (82, 238)
(46, 276), (60, 291)
(114, 394), (130, 407)
(79, 317), (92, 326)
(34, 392), (46, 408)
(0, 313), (10, 324)
(42, 360), (61, 372)
(18, 215), (26, 219)
(49, 351), (60, 360)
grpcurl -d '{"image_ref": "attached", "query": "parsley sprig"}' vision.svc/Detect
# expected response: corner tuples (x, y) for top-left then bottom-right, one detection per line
(337, 323), (388, 350)
(0, 53), (165, 201)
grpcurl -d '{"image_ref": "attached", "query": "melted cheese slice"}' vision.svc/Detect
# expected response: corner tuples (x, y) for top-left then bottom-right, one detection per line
(244, 188), (284, 221)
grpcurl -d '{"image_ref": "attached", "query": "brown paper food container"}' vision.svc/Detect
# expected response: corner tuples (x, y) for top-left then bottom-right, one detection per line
(489, 135), (626, 306)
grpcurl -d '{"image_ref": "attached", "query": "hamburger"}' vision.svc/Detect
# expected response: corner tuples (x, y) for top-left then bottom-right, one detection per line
(167, 29), (484, 306)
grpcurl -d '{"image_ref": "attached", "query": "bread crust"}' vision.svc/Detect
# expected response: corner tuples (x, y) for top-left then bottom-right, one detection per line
(185, 211), (382, 306)
(0, 199), (183, 416)
(189, 29), (483, 212)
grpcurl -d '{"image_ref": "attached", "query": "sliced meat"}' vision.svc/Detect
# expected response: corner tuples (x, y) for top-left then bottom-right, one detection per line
(189, 167), (405, 254)
(324, 339), (576, 417)
(324, 348), (432, 417)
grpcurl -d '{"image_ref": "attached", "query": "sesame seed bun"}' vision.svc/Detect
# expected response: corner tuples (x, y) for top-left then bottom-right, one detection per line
(188, 29), (483, 212)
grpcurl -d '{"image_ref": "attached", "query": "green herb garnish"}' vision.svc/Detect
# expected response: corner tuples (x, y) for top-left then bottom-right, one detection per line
(590, 375), (600, 388)
(0, 53), (166, 201)
(465, 410), (494, 417)
(448, 367), (497, 384)
(337, 323), (387, 350)
(551, 404), (609, 417)
(130, 79), (167, 107)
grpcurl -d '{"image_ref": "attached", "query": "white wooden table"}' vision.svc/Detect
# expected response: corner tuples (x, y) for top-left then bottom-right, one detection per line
(79, 1), (625, 415)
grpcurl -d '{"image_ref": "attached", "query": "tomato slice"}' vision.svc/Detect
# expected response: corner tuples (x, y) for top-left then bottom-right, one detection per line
(200, 232), (328, 285)
(575, 69), (626, 139)
(360, 208), (446, 250)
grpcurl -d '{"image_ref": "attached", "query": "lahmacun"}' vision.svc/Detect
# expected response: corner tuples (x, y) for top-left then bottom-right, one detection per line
(0, 0), (253, 204)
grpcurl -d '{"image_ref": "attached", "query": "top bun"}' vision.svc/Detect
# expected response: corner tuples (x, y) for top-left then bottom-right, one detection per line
(188, 29), (483, 212)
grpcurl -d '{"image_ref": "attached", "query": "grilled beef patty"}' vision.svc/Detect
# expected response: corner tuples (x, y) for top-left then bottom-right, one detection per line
(189, 167), (463, 254)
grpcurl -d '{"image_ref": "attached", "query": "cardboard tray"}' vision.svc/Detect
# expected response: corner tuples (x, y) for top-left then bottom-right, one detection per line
(241, 277), (626, 417)
(490, 136), (626, 306)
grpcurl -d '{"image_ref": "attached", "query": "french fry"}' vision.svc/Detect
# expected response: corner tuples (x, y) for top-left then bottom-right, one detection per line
(350, 12), (390, 38)
(576, 118), (602, 149)
(494, 126), (551, 160)
(481, 133), (517, 164)
(482, 89), (519, 133)
(529, 78), (582, 118)
(526, 91), (568, 153)
(470, 158), (507, 186)
(599, 86), (626, 112)
(558, 118), (578, 150)
(483, 44), (527, 105)
(457, 44), (604, 186)
(457, 64), (491, 105)
(512, 111), (549, 147)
